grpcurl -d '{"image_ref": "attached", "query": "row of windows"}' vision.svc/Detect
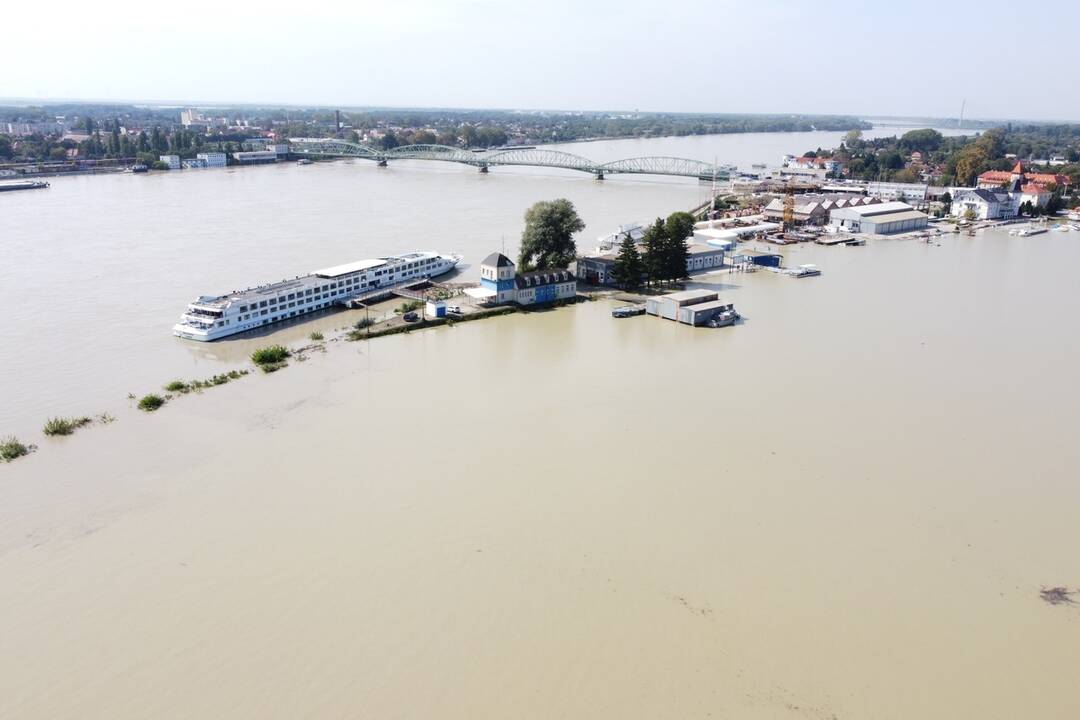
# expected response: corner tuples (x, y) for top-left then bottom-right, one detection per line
(231, 260), (442, 316)
(217, 300), (338, 328)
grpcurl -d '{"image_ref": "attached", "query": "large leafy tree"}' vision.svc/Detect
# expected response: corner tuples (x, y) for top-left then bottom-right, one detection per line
(665, 211), (695, 245)
(517, 199), (584, 270)
(610, 235), (644, 289)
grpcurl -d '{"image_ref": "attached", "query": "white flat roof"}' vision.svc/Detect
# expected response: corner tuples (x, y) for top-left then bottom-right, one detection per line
(681, 299), (731, 313)
(464, 286), (497, 299)
(694, 227), (739, 239)
(313, 258), (386, 278)
(831, 201), (913, 218)
(863, 210), (928, 224)
(696, 222), (780, 244)
(661, 289), (718, 302)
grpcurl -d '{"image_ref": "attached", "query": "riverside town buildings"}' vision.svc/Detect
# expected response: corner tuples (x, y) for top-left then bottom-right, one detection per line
(976, 160), (1069, 208)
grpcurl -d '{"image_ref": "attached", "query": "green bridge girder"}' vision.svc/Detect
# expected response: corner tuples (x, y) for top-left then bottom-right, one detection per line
(287, 138), (733, 180)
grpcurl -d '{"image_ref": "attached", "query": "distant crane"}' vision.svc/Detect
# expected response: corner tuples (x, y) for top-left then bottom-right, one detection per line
(782, 187), (795, 231)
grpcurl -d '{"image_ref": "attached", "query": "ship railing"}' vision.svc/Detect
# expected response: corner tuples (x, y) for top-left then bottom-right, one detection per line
(341, 277), (431, 304)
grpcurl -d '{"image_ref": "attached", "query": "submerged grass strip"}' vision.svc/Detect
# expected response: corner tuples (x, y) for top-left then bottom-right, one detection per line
(138, 394), (166, 412)
(164, 370), (249, 394)
(42, 416), (93, 436)
(0, 436), (34, 462)
(252, 345), (291, 372)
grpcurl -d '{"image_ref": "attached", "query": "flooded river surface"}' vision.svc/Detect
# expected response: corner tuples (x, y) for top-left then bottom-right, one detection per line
(2, 129), (1079, 718)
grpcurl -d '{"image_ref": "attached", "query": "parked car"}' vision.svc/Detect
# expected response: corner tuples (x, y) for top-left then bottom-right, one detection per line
(402, 311), (419, 322)
(446, 304), (462, 314)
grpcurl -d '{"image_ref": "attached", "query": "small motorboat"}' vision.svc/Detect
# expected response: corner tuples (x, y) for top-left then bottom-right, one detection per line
(789, 264), (821, 278)
(612, 304), (645, 318)
(707, 308), (740, 328)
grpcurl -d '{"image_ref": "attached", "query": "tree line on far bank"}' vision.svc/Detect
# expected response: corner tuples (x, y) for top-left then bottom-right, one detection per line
(513, 200), (695, 291)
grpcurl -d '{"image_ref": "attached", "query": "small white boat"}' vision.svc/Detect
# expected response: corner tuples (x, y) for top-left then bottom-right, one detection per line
(706, 307), (740, 328)
(611, 304), (645, 318)
(297, 158), (313, 165)
(1017, 226), (1048, 237)
(789, 264), (821, 278)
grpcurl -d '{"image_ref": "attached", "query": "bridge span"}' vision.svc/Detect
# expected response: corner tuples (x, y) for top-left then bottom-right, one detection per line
(288, 138), (733, 181)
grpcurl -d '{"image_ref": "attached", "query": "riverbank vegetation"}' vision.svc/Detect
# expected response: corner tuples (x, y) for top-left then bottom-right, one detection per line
(1, 436), (34, 462)
(42, 416), (93, 436)
(137, 394), (166, 412)
(164, 370), (250, 394)
(251, 345), (291, 372)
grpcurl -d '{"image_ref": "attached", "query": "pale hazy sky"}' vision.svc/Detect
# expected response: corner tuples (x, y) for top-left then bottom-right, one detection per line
(6, 0), (1079, 121)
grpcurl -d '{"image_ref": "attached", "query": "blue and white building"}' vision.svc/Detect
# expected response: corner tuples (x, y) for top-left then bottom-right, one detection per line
(466, 252), (576, 306)
(478, 252), (519, 304)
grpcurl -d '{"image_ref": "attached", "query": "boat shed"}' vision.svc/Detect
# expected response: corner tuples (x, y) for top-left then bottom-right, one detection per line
(678, 300), (733, 326)
(732, 249), (783, 268)
(828, 201), (928, 235)
(646, 289), (718, 320)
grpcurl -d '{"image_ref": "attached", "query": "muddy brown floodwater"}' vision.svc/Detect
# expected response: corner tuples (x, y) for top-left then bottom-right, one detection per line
(0, 127), (1076, 718)
(2, 223), (1079, 718)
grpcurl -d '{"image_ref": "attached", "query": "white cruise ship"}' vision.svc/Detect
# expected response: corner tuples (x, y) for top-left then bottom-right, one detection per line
(173, 251), (462, 341)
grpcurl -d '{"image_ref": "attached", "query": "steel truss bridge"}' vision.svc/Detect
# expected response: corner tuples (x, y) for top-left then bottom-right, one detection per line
(288, 138), (733, 181)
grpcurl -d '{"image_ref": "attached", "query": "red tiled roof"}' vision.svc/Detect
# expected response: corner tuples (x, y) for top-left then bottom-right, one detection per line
(1027, 172), (1070, 186)
(1012, 160), (1025, 174)
(1021, 183), (1050, 194)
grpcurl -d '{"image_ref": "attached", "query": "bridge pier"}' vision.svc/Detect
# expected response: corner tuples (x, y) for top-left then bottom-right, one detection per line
(594, 172), (604, 180)
(478, 165), (488, 173)
(377, 159), (388, 167)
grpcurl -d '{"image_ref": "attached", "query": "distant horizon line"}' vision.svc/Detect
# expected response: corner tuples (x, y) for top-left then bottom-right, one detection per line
(1, 95), (1075, 126)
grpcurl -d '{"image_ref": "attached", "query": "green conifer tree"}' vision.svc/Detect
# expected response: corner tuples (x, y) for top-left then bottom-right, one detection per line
(641, 218), (667, 287)
(611, 235), (644, 290)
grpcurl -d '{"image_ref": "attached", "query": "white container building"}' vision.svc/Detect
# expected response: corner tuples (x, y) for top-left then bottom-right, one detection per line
(646, 289), (718, 320)
(678, 300), (734, 326)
